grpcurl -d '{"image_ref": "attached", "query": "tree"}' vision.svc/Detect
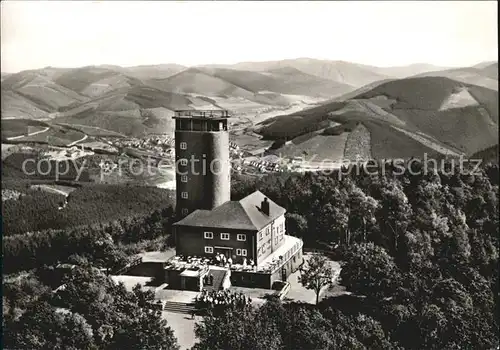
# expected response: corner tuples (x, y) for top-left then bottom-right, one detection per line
(340, 243), (401, 302)
(193, 303), (281, 350)
(285, 212), (308, 238)
(298, 254), (336, 304)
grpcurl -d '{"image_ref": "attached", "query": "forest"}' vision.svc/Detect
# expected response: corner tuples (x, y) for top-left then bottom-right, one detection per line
(2, 183), (174, 236)
(2, 160), (499, 349)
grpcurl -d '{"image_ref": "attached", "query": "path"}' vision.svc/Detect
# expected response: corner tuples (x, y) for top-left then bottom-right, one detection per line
(7, 127), (50, 140)
(161, 311), (199, 350)
(284, 253), (341, 304)
(67, 134), (88, 147)
(30, 185), (72, 197)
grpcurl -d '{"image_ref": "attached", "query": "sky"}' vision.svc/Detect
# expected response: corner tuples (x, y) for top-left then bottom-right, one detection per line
(1, 1), (497, 73)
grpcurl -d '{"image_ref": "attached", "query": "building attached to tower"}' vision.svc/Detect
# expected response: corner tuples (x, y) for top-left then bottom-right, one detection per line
(166, 110), (303, 291)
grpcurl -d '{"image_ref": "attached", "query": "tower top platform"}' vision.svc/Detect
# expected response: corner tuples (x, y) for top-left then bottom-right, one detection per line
(174, 110), (231, 119)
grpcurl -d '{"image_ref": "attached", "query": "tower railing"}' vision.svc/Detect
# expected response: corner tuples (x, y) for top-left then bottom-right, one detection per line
(174, 110), (231, 119)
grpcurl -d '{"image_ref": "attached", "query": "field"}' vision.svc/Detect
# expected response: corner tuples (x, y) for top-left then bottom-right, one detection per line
(1, 119), (50, 139)
(54, 122), (127, 137)
(6, 127), (86, 146)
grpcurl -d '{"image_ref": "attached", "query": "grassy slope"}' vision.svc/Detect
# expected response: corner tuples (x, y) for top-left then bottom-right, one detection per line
(364, 120), (442, 160)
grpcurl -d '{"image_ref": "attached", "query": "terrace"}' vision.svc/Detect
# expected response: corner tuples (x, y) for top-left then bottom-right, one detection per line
(165, 235), (303, 275)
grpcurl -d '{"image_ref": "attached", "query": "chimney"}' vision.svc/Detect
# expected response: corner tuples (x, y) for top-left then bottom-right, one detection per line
(261, 197), (270, 216)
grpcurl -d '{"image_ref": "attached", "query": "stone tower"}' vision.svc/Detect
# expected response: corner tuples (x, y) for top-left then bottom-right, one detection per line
(173, 110), (231, 219)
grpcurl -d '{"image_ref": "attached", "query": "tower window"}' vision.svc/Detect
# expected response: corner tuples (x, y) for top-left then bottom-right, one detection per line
(221, 233), (230, 240)
(180, 159), (188, 166)
(181, 192), (188, 199)
(180, 142), (187, 150)
(181, 208), (188, 215)
(205, 246), (214, 254)
(204, 231), (213, 239)
(181, 175), (188, 182)
(237, 234), (246, 241)
(236, 249), (247, 256)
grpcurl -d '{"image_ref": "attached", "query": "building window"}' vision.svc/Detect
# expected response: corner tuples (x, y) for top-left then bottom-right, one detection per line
(204, 231), (213, 239)
(181, 175), (188, 182)
(180, 159), (188, 166)
(181, 192), (188, 199)
(236, 249), (247, 256)
(181, 208), (188, 215)
(259, 232), (263, 240)
(221, 233), (230, 240)
(237, 234), (246, 241)
(204, 246), (214, 254)
(180, 142), (187, 150)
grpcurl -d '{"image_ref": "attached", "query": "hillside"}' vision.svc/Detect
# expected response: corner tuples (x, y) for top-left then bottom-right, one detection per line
(1, 89), (53, 119)
(2, 71), (89, 113)
(54, 66), (147, 98)
(258, 76), (498, 160)
(51, 86), (197, 137)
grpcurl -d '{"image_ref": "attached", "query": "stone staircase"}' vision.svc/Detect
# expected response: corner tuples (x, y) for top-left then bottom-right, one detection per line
(203, 268), (228, 292)
(162, 300), (196, 314)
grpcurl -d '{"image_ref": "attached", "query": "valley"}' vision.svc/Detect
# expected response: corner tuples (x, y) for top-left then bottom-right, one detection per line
(2, 60), (498, 190)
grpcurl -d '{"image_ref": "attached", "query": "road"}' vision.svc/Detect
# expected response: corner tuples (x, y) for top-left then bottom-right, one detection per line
(7, 126), (50, 140)
(67, 134), (89, 147)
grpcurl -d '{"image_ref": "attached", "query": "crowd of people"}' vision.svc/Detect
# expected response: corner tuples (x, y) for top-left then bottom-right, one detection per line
(194, 289), (252, 315)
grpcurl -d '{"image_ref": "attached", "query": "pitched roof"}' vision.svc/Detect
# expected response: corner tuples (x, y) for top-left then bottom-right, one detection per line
(173, 190), (286, 231)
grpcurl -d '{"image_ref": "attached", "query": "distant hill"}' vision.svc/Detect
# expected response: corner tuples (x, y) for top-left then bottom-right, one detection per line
(369, 63), (450, 78)
(480, 62), (498, 80)
(196, 66), (354, 98)
(258, 76), (498, 160)
(413, 63), (498, 90)
(121, 64), (187, 80)
(473, 61), (497, 69)
(147, 68), (296, 106)
(200, 58), (390, 87)
(199, 58), (458, 88)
